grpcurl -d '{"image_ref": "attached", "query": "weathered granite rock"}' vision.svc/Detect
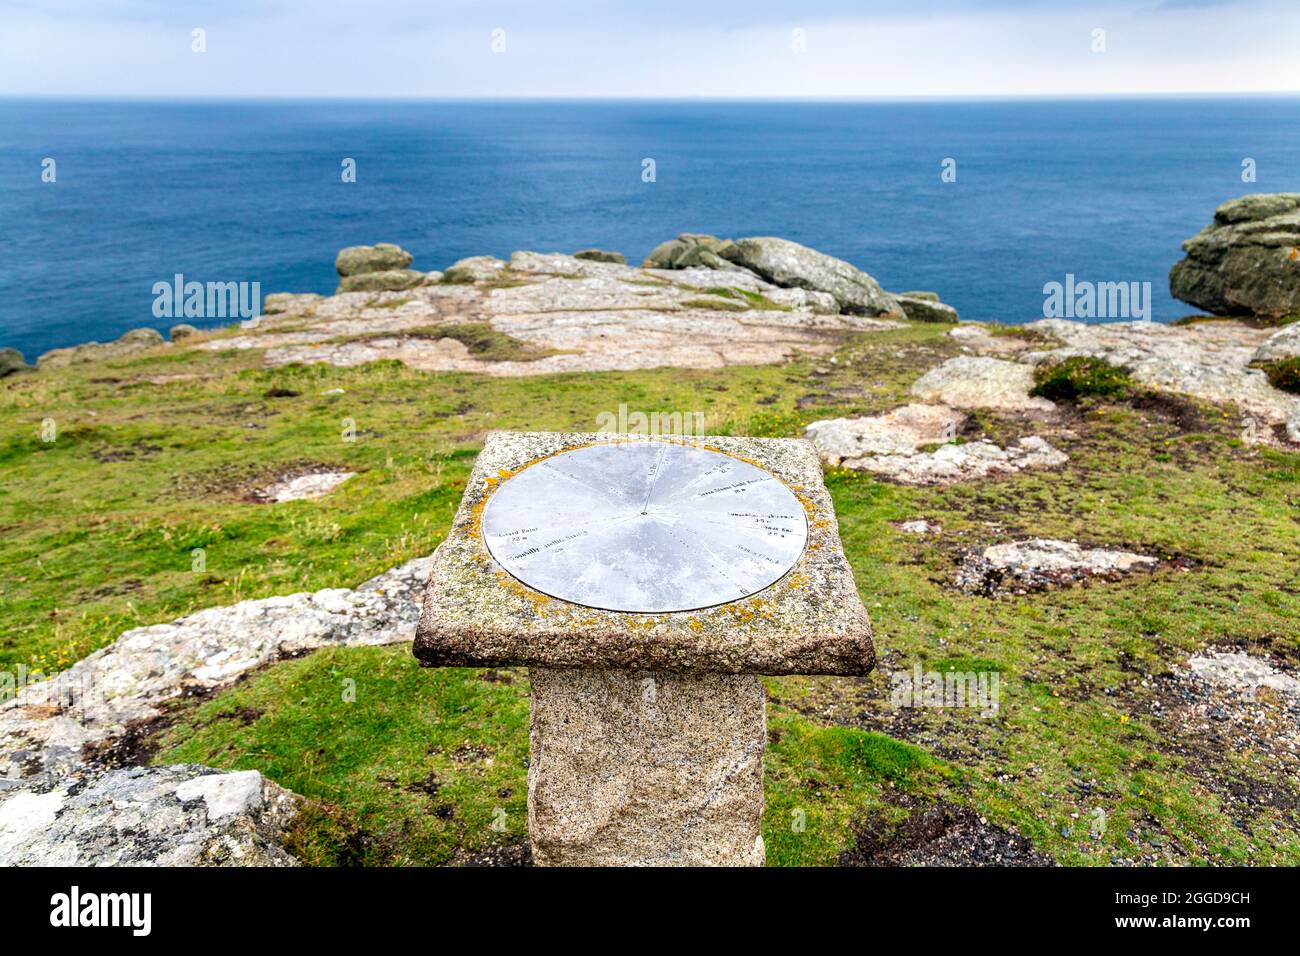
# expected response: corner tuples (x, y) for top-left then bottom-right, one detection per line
(168, 323), (200, 342)
(337, 269), (429, 294)
(948, 324), (1035, 356)
(898, 519), (942, 535)
(214, 264), (900, 377)
(415, 432), (874, 676)
(852, 436), (1068, 486)
(256, 470), (355, 502)
(574, 249), (626, 264)
(1186, 650), (1300, 701)
(528, 668), (765, 866)
(1253, 322), (1300, 363)
(442, 255), (507, 283)
(1169, 193), (1300, 319)
(956, 539), (1158, 595)
(911, 356), (1055, 412)
(262, 292), (324, 315)
(897, 292), (960, 323)
(0, 765), (299, 866)
(1289, 409), (1300, 444)
(1024, 318), (1300, 431)
(765, 287), (836, 313)
(0, 348), (30, 377)
(722, 237), (903, 317)
(807, 404), (966, 463)
(641, 233), (737, 269)
(36, 328), (165, 370)
(335, 242), (414, 277)
(0, 557), (431, 780)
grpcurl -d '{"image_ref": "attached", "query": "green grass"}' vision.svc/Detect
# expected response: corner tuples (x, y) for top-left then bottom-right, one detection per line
(1261, 357), (1300, 395)
(1031, 356), (1134, 401)
(3, 318), (1299, 865)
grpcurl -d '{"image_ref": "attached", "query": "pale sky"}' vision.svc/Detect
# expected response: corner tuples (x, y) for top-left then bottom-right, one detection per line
(2, 0), (1298, 98)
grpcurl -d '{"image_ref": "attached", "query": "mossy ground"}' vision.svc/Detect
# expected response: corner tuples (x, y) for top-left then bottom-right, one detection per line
(2, 320), (1298, 865)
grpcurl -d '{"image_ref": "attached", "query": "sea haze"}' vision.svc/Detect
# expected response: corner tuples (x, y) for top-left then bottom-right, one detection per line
(2, 97), (1299, 358)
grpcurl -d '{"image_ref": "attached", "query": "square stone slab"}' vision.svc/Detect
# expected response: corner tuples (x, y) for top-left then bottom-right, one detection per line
(415, 431), (874, 675)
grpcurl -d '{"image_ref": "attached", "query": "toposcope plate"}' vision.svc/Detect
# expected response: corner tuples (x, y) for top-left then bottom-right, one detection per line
(481, 441), (809, 613)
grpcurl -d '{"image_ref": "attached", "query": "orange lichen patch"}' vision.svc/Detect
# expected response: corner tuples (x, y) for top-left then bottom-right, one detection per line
(687, 618), (703, 632)
(494, 569), (553, 616)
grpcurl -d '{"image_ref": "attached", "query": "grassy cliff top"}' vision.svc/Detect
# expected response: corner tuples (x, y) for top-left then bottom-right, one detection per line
(3, 309), (1298, 866)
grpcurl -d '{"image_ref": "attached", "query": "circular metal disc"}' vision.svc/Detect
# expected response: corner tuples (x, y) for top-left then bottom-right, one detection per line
(481, 442), (808, 613)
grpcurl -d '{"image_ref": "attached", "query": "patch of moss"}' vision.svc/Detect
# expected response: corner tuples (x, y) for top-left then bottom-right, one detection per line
(683, 297), (749, 312)
(1031, 356), (1134, 401)
(1261, 357), (1300, 394)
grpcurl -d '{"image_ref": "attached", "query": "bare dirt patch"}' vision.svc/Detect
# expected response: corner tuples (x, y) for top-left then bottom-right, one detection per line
(839, 794), (1054, 866)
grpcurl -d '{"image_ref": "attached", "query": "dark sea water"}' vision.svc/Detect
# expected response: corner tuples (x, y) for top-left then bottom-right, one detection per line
(2, 97), (1299, 359)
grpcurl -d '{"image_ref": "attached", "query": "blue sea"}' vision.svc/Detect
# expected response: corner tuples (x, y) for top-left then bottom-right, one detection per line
(3, 97), (1299, 360)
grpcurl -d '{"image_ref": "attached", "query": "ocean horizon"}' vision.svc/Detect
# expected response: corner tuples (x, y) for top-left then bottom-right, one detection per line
(3, 95), (1299, 359)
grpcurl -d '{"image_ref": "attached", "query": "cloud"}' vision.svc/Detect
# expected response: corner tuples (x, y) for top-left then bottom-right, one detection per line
(0, 0), (1296, 97)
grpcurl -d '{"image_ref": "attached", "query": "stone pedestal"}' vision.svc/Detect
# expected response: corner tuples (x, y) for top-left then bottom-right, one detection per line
(415, 431), (875, 867)
(528, 668), (765, 866)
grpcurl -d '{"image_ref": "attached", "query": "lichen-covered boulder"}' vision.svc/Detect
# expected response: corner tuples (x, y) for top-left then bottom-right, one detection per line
(1169, 193), (1300, 319)
(1253, 321), (1300, 364)
(36, 328), (165, 370)
(897, 292), (959, 323)
(574, 249), (626, 264)
(641, 233), (737, 270)
(442, 255), (507, 283)
(262, 292), (324, 315)
(911, 356), (1055, 412)
(169, 323), (200, 342)
(334, 242), (414, 277)
(337, 269), (429, 294)
(0, 766), (300, 866)
(721, 237), (903, 317)
(0, 348), (30, 378)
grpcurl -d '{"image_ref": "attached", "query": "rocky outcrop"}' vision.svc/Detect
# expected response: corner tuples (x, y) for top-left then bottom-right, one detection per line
(574, 249), (626, 264)
(36, 328), (165, 370)
(203, 251), (902, 376)
(641, 233), (741, 271)
(442, 255), (507, 283)
(911, 356), (1055, 412)
(169, 323), (200, 342)
(1025, 318), (1300, 435)
(0, 556), (432, 781)
(721, 237), (903, 317)
(334, 243), (429, 293)
(806, 404), (1066, 484)
(0, 766), (300, 866)
(896, 291), (959, 323)
(0, 348), (30, 378)
(1169, 193), (1300, 319)
(335, 242), (414, 277)
(1253, 322), (1300, 364)
(850, 437), (1067, 485)
(957, 539), (1159, 596)
(338, 269), (429, 293)
(263, 292), (324, 315)
(807, 404), (966, 462)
